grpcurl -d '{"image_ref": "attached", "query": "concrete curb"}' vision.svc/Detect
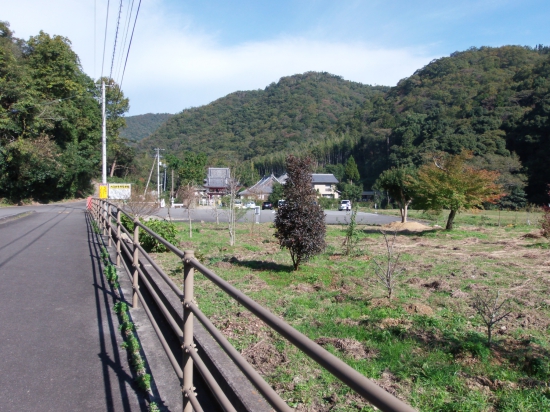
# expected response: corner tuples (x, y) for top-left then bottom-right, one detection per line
(0, 210), (36, 225)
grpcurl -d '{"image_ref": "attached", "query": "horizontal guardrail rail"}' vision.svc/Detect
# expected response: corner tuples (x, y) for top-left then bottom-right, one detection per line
(89, 198), (417, 412)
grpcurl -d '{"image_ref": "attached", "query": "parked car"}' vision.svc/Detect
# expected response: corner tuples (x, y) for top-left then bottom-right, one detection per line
(277, 200), (286, 208)
(234, 199), (242, 208)
(244, 201), (256, 209)
(262, 201), (273, 210)
(338, 200), (352, 211)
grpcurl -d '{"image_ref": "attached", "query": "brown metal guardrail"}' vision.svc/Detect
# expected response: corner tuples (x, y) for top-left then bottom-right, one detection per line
(89, 198), (417, 412)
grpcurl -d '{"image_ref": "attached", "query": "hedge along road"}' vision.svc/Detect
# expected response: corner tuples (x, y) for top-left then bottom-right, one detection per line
(0, 202), (146, 411)
(156, 207), (403, 225)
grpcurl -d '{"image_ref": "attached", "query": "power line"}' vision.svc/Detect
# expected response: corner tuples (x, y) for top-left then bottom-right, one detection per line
(118, 0), (142, 92)
(100, 0), (111, 80)
(109, 0), (124, 80)
(112, 0), (142, 106)
(115, 0), (135, 86)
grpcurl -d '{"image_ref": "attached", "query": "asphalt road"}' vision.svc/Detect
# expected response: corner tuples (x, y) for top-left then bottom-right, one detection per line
(156, 207), (402, 225)
(0, 203), (145, 412)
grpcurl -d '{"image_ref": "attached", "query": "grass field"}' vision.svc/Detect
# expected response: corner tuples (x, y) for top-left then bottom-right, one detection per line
(152, 210), (550, 411)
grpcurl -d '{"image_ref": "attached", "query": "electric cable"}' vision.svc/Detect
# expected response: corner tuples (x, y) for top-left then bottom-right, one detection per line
(114, 0), (142, 104)
(100, 0), (111, 80)
(115, 0), (135, 86)
(109, 0), (124, 80)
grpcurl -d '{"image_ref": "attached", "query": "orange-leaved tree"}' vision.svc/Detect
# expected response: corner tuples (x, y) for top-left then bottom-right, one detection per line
(414, 151), (504, 230)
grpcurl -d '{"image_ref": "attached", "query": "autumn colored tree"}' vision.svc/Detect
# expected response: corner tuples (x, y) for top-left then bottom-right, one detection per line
(414, 151), (503, 230)
(374, 167), (416, 223)
(274, 156), (326, 270)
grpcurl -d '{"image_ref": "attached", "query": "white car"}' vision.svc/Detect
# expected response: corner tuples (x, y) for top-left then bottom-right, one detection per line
(244, 201), (256, 209)
(338, 200), (352, 211)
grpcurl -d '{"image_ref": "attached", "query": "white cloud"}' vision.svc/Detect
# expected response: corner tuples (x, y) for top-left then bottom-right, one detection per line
(2, 0), (438, 115)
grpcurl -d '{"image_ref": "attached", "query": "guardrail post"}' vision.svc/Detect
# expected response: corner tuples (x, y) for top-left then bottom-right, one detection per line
(107, 203), (112, 247)
(102, 201), (107, 236)
(116, 209), (121, 267)
(182, 250), (195, 412)
(132, 218), (140, 308)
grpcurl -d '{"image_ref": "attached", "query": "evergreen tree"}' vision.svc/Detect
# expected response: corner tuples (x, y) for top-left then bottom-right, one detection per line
(344, 156), (360, 184)
(274, 156), (326, 270)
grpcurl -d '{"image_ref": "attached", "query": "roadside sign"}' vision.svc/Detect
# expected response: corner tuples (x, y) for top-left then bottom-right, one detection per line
(99, 184), (108, 199)
(108, 183), (132, 200)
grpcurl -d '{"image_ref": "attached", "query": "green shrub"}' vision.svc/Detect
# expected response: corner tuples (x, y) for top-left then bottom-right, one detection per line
(121, 215), (177, 253)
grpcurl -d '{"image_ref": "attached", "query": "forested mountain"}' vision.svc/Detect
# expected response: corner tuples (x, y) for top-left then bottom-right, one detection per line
(138, 72), (388, 164)
(0, 22), (102, 202)
(139, 46), (550, 204)
(342, 45), (550, 202)
(120, 113), (173, 142)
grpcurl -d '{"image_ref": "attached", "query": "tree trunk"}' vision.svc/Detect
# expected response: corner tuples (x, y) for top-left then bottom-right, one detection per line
(110, 157), (117, 177)
(446, 209), (457, 230)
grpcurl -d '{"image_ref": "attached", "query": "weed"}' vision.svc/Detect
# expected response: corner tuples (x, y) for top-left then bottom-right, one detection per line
(100, 246), (109, 264)
(91, 220), (101, 234)
(136, 373), (151, 391)
(148, 402), (161, 412)
(113, 301), (128, 314)
(113, 301), (152, 393)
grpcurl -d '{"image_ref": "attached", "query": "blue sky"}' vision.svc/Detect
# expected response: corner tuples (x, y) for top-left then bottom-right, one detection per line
(2, 0), (549, 115)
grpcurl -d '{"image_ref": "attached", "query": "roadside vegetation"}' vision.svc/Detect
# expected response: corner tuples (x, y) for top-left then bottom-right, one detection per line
(148, 210), (550, 411)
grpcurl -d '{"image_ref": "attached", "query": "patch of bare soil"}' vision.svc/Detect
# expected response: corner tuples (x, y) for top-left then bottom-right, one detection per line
(423, 279), (451, 292)
(214, 261), (232, 269)
(374, 370), (410, 401)
(451, 290), (469, 299)
(241, 340), (287, 375)
(240, 274), (268, 292)
(291, 283), (316, 294)
(522, 231), (543, 239)
(379, 317), (413, 329)
(212, 310), (269, 340)
(404, 303), (434, 316)
(381, 221), (433, 232)
(314, 337), (378, 360)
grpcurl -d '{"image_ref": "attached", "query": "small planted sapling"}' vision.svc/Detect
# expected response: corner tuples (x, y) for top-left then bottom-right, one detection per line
(370, 230), (403, 300)
(343, 205), (359, 256)
(472, 290), (512, 349)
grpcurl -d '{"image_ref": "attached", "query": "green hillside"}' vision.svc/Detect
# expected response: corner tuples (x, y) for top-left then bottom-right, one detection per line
(137, 46), (550, 204)
(342, 45), (550, 202)
(120, 112), (173, 142)
(138, 72), (388, 163)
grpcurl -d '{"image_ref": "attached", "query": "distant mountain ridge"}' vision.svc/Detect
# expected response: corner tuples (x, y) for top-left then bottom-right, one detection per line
(121, 113), (174, 142)
(137, 72), (388, 163)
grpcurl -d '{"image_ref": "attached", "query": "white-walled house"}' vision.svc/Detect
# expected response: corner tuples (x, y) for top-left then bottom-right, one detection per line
(246, 173), (340, 199)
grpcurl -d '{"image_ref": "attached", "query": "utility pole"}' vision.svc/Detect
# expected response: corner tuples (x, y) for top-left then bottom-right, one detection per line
(157, 148), (160, 203)
(102, 80), (107, 184)
(154, 148), (165, 205)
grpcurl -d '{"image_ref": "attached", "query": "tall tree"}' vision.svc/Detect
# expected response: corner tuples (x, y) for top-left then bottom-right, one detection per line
(274, 156), (326, 270)
(95, 77), (131, 177)
(374, 167), (416, 223)
(178, 152), (207, 185)
(413, 151), (503, 230)
(0, 24), (102, 202)
(344, 156), (360, 184)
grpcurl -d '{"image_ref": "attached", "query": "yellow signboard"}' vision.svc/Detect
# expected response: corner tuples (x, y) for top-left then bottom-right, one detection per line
(99, 184), (108, 199)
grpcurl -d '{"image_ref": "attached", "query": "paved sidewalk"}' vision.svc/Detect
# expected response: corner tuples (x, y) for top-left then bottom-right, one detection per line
(0, 203), (146, 412)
